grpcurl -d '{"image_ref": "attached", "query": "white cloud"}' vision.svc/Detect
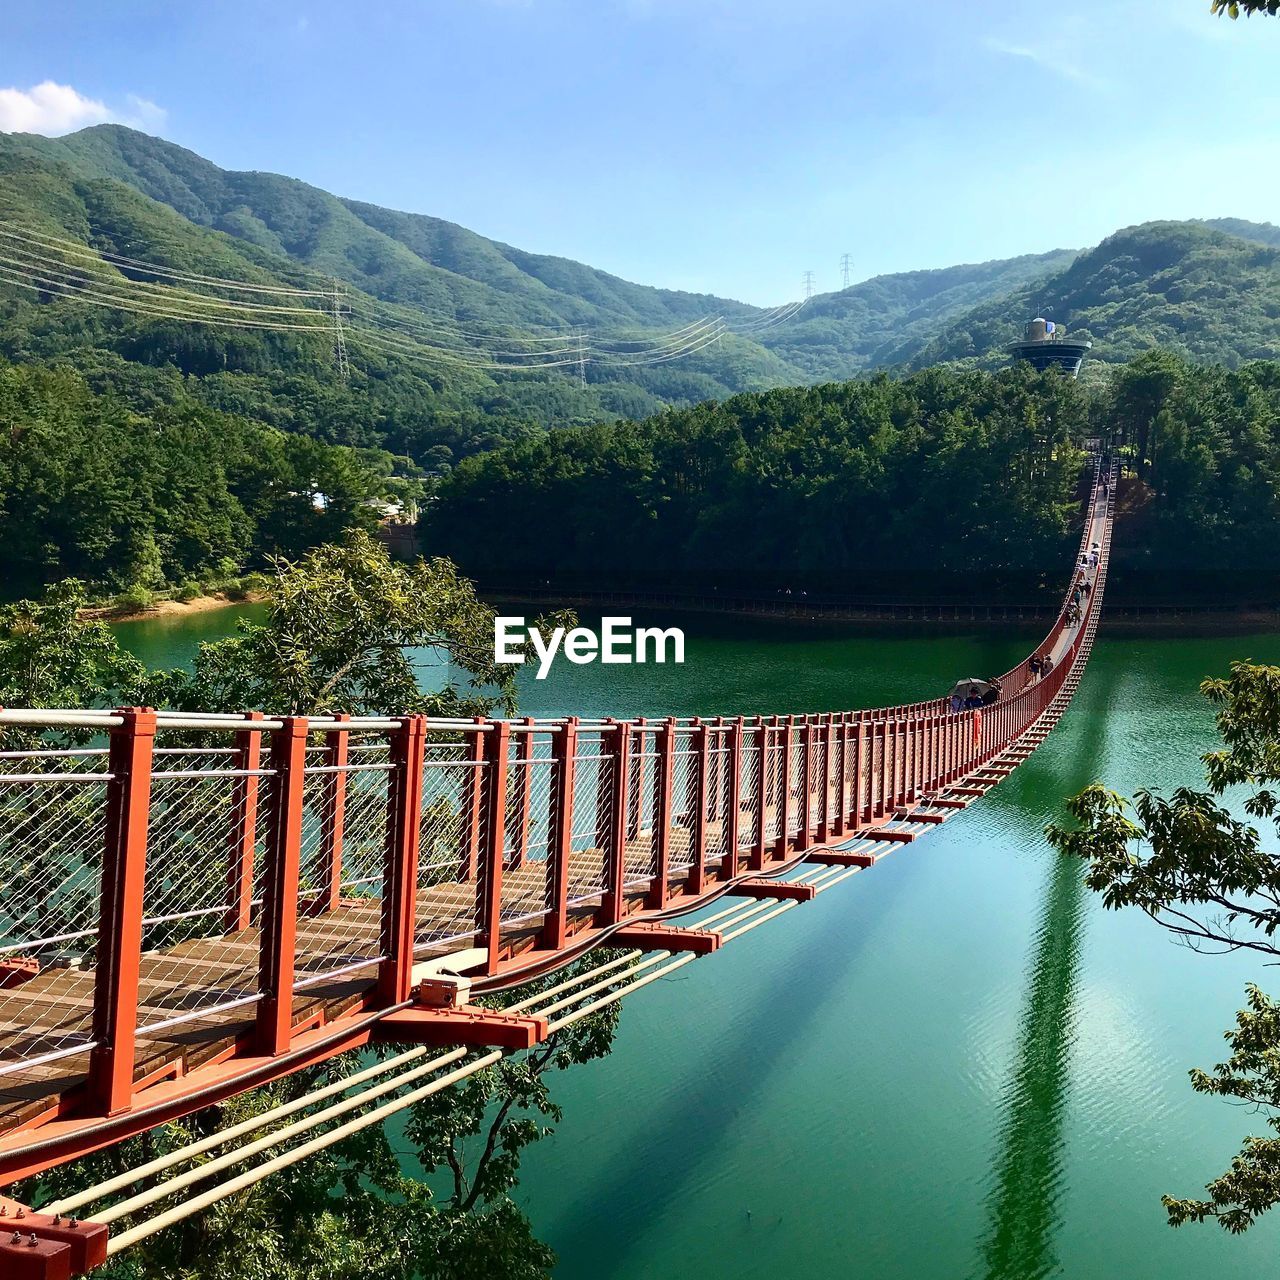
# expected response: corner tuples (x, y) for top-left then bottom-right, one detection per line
(984, 35), (1109, 91)
(123, 94), (167, 132)
(0, 81), (167, 137)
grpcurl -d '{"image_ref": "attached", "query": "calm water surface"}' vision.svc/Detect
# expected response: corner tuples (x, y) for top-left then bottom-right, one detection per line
(117, 607), (1280, 1278)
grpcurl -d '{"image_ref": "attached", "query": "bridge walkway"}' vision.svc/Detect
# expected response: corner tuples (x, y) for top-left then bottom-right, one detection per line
(0, 458), (1115, 1188)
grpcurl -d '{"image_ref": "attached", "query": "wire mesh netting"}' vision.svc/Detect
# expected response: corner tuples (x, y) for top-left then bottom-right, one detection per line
(762, 729), (784, 845)
(500, 731), (558, 928)
(566, 729), (613, 908)
(292, 734), (393, 993)
(669, 730), (699, 874)
(786, 732), (804, 838)
(623, 729), (660, 889)
(134, 743), (270, 1038)
(414, 738), (484, 954)
(809, 730), (827, 832)
(0, 750), (110, 1076)
(737, 736), (762, 855)
(703, 733), (730, 869)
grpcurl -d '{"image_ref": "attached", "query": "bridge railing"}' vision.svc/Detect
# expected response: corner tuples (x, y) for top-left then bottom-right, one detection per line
(0, 465), (1111, 1120)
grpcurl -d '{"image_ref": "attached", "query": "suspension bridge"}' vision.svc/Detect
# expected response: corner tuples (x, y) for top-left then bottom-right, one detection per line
(0, 458), (1115, 1276)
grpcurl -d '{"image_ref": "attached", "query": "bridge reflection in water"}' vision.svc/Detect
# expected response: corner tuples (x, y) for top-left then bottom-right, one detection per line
(0, 462), (1115, 1273)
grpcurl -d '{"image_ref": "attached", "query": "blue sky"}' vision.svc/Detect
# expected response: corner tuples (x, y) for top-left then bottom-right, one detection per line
(2, 0), (1279, 305)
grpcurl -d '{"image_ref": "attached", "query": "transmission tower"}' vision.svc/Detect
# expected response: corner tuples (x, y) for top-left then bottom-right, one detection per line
(331, 278), (350, 381)
(577, 329), (587, 388)
(802, 270), (816, 300)
(840, 253), (851, 290)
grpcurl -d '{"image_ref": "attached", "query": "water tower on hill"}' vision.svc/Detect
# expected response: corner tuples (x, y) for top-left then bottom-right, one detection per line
(1009, 317), (1092, 378)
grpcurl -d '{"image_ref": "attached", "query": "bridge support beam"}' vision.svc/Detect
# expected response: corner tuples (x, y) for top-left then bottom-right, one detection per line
(611, 921), (721, 955)
(809, 849), (876, 868)
(731, 878), (816, 902)
(0, 1200), (109, 1279)
(374, 1005), (548, 1051)
(856, 827), (917, 843)
(88, 707), (157, 1118)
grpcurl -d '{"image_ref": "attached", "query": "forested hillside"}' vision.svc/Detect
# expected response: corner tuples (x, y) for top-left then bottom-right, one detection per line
(0, 361), (396, 598)
(5, 126), (1280, 467)
(427, 355), (1280, 601)
(426, 364), (1090, 595)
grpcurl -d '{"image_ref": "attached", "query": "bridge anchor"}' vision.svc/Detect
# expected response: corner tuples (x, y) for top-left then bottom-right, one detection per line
(731, 879), (816, 902)
(374, 1005), (549, 1051)
(0, 1199), (109, 1279)
(611, 922), (721, 954)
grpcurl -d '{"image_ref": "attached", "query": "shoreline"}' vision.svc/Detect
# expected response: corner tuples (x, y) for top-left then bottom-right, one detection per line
(87, 592), (266, 625)
(483, 589), (1280, 636)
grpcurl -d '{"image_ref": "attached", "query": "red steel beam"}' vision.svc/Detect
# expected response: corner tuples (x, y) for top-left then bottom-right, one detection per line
(378, 715), (427, 1006)
(541, 718), (576, 951)
(256, 715), (308, 1057)
(611, 922), (721, 955)
(87, 707), (156, 1119)
(480, 721), (512, 977)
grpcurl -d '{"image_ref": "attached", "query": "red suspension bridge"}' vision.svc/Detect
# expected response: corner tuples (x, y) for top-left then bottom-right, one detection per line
(0, 459), (1116, 1276)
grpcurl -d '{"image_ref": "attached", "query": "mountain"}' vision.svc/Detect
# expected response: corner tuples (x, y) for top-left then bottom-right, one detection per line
(0, 125), (1075, 427)
(899, 220), (1280, 370)
(5, 124), (1280, 477)
(752, 250), (1078, 378)
(11, 124), (755, 332)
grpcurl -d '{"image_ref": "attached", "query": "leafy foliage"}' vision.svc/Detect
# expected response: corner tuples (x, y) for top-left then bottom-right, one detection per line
(1047, 661), (1280, 1231)
(1212, 1), (1280, 16)
(1, 543), (605, 1278)
(139, 531), (569, 717)
(0, 360), (404, 598)
(427, 362), (1090, 592)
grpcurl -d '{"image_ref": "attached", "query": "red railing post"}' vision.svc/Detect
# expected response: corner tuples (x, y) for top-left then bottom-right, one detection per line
(854, 713), (867, 827)
(317, 713), (350, 914)
(687, 720), (709, 895)
(478, 721), (512, 977)
(751, 722), (770, 872)
(88, 707), (157, 1117)
(602, 722), (632, 926)
(459, 719), (485, 882)
(649, 718), (676, 908)
(724, 717), (744, 877)
(776, 717), (796, 859)
(225, 710), (263, 934)
(377, 715), (427, 1006)
(511, 717), (536, 870)
(797, 719), (814, 852)
(542, 718), (577, 951)
(480, 721), (512, 977)
(257, 715), (308, 1057)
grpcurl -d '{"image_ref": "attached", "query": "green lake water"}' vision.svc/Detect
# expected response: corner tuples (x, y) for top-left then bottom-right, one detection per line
(116, 606), (1280, 1279)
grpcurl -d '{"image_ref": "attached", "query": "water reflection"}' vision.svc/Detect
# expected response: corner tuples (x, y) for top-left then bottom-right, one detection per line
(977, 666), (1117, 1279)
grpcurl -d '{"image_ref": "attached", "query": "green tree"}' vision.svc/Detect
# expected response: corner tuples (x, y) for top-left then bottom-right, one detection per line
(1212, 2), (1280, 16)
(1048, 661), (1280, 1232)
(2, 543), (598, 1279)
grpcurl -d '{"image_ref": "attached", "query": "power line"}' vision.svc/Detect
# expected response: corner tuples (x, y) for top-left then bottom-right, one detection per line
(0, 225), (331, 297)
(0, 219), (810, 378)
